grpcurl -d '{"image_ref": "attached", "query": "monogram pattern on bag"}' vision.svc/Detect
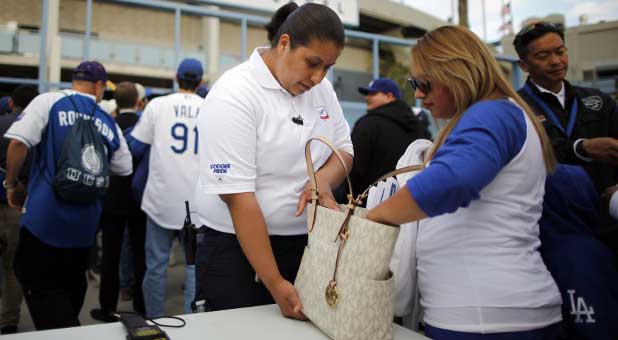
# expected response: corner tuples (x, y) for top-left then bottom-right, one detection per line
(295, 204), (399, 340)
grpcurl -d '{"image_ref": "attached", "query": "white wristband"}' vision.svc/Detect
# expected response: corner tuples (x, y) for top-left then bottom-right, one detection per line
(573, 139), (593, 162)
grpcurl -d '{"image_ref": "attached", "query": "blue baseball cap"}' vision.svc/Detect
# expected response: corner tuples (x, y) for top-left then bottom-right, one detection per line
(358, 77), (401, 99)
(72, 61), (108, 83)
(177, 58), (204, 81)
(0, 96), (11, 114)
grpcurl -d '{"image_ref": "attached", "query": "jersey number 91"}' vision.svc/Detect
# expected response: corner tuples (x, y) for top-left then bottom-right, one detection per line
(170, 122), (198, 155)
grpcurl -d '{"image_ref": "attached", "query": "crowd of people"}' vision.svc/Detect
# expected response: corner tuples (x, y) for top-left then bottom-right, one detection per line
(0, 2), (616, 340)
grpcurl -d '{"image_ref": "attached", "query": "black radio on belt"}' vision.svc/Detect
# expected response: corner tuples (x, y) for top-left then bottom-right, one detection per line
(183, 201), (197, 266)
(120, 313), (170, 340)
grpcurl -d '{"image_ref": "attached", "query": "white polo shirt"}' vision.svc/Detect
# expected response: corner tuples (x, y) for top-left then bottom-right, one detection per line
(193, 47), (353, 235)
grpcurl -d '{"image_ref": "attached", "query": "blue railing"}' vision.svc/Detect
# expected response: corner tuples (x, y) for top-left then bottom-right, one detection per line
(0, 0), (524, 121)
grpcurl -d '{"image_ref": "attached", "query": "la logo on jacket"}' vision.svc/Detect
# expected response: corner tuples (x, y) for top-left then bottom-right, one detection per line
(568, 289), (596, 323)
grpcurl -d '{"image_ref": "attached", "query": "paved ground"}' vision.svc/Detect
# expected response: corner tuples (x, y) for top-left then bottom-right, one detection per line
(6, 240), (188, 335)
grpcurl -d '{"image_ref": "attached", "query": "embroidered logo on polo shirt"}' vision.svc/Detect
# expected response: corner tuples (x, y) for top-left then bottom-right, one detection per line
(317, 106), (330, 120)
(210, 163), (231, 174)
(582, 96), (602, 111)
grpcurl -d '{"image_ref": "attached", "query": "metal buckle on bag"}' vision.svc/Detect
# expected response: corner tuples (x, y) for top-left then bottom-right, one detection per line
(325, 280), (339, 308)
(339, 226), (350, 241)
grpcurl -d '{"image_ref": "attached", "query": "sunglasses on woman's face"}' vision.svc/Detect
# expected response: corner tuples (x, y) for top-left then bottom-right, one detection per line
(407, 76), (431, 94)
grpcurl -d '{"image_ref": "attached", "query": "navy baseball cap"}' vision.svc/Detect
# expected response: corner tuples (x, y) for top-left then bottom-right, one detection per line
(177, 58), (204, 81)
(358, 77), (401, 99)
(0, 96), (11, 114)
(72, 61), (108, 83)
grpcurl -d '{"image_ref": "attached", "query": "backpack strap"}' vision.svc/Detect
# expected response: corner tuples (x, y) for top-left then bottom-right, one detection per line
(64, 91), (98, 117)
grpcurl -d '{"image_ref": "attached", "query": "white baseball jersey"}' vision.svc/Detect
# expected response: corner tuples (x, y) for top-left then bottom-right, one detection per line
(131, 92), (203, 230)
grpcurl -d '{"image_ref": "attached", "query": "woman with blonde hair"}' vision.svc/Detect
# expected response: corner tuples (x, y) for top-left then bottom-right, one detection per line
(367, 26), (563, 339)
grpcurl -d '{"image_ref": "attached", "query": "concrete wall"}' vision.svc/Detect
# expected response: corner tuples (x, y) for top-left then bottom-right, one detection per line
(0, 0), (380, 77)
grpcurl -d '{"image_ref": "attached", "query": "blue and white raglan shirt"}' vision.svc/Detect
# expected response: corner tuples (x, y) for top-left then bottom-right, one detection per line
(406, 99), (562, 333)
(4, 90), (132, 248)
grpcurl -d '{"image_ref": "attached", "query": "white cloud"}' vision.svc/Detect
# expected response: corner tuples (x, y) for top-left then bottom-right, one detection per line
(401, 0), (618, 42)
(566, 0), (618, 25)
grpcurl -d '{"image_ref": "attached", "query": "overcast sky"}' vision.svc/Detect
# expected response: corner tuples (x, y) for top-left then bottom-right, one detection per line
(401, 0), (618, 42)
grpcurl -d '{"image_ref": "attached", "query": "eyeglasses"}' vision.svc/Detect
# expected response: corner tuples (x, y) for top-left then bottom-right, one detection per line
(407, 76), (431, 94)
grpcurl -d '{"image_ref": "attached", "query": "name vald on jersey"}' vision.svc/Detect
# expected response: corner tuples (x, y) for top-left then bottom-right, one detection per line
(57, 110), (116, 142)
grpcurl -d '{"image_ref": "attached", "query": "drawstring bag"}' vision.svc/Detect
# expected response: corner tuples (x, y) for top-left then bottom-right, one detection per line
(53, 94), (109, 203)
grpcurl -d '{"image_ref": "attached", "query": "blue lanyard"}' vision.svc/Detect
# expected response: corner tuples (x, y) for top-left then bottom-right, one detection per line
(523, 84), (578, 138)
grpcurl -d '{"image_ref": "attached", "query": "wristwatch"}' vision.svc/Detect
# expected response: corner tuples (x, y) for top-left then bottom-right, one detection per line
(2, 180), (16, 190)
(575, 139), (589, 158)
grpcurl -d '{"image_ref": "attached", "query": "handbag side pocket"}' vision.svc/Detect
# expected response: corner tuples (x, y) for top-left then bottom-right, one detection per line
(336, 272), (395, 340)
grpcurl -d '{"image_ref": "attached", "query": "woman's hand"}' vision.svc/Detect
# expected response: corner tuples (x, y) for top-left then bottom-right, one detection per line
(266, 277), (307, 320)
(296, 182), (340, 216)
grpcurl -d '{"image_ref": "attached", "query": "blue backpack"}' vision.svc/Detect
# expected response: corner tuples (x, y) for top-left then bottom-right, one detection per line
(52, 95), (109, 203)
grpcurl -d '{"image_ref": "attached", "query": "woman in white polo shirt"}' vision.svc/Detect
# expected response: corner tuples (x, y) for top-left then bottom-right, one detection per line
(192, 3), (353, 319)
(367, 26), (563, 339)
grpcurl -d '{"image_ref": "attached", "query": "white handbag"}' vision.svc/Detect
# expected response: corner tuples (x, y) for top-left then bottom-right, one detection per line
(294, 137), (421, 340)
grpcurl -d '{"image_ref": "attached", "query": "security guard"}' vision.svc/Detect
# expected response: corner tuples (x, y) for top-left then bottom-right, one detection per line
(514, 22), (618, 254)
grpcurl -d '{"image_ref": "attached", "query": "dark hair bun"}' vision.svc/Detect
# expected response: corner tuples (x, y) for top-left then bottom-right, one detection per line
(265, 2), (299, 44)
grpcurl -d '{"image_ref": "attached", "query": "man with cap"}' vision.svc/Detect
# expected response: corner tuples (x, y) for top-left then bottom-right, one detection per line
(2, 61), (132, 330)
(129, 58), (204, 318)
(351, 77), (431, 202)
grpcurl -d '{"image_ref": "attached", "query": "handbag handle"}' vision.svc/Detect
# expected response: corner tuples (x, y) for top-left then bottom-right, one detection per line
(304, 137), (426, 232)
(304, 137), (356, 232)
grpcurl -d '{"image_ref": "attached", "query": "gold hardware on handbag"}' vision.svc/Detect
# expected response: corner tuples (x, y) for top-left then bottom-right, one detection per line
(325, 280), (339, 308)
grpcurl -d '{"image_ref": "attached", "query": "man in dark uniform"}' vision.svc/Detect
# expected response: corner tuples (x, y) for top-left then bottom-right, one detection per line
(351, 78), (431, 202)
(514, 22), (618, 254)
(91, 82), (146, 322)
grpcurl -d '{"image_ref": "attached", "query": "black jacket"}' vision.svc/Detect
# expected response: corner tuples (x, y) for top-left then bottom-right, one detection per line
(349, 100), (431, 201)
(101, 111), (141, 218)
(0, 110), (31, 184)
(518, 79), (618, 194)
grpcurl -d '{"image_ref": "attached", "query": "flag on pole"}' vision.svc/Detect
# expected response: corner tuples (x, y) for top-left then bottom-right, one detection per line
(501, 2), (511, 17)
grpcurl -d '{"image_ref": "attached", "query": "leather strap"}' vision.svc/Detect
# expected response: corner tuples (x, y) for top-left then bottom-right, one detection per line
(304, 137), (355, 232)
(304, 137), (426, 231)
(355, 164), (424, 204)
